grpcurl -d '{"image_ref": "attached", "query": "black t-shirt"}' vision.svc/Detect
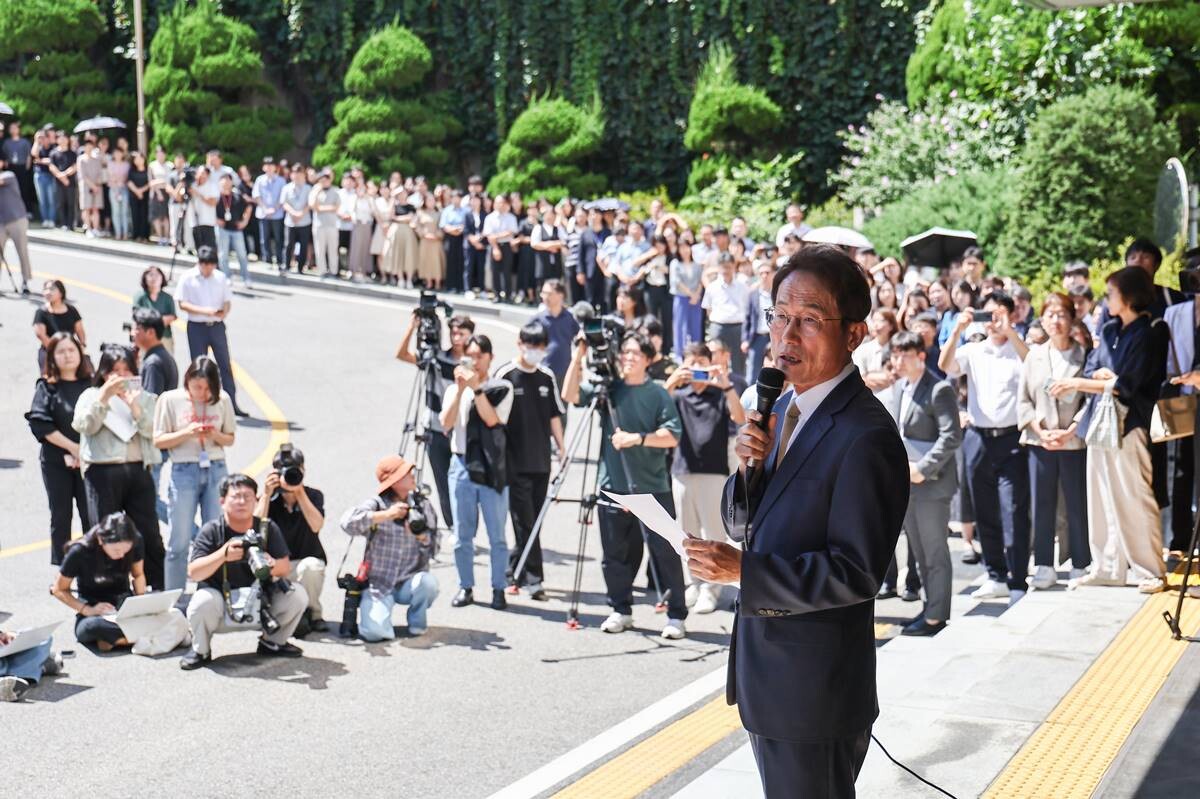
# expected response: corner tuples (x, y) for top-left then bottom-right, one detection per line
(60, 535), (145, 607)
(190, 517), (290, 591)
(673, 384), (734, 476)
(424, 349), (461, 431)
(268, 487), (327, 563)
(27, 377), (89, 453)
(217, 192), (248, 229)
(33, 305), (82, 341)
(140, 344), (179, 396)
(494, 361), (564, 474)
(49, 148), (77, 176)
(648, 356), (680, 384)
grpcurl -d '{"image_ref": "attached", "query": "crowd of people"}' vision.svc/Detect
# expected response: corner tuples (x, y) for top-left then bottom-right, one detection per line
(6, 125), (1200, 702)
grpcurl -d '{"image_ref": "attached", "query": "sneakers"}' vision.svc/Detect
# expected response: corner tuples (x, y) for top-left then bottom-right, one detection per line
(1030, 565), (1058, 590)
(1072, 572), (1125, 589)
(971, 579), (1010, 599)
(600, 612), (634, 634)
(1138, 577), (1166, 594)
(684, 583), (700, 608)
(257, 639), (303, 658)
(1008, 589), (1027, 606)
(1067, 569), (1087, 590)
(661, 619), (687, 640)
(694, 585), (719, 615)
(0, 676), (32, 702)
(179, 649), (211, 670)
(41, 652), (63, 677)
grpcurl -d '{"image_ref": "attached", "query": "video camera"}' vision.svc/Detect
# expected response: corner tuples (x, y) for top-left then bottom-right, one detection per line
(275, 443), (304, 488)
(570, 301), (625, 383)
(226, 521), (281, 634)
(175, 165), (197, 200)
(414, 290), (454, 364)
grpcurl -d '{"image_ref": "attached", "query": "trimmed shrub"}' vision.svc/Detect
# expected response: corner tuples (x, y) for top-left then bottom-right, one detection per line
(487, 94), (606, 202)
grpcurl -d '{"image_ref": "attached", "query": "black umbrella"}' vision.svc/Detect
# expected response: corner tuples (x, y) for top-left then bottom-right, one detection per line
(584, 197), (631, 213)
(0, 102), (13, 116)
(900, 227), (978, 269)
(73, 115), (127, 134)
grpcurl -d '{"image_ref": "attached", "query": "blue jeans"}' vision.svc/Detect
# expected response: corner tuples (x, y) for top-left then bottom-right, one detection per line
(358, 572), (441, 640)
(449, 455), (509, 590)
(149, 459), (169, 525)
(109, 186), (131, 237)
(217, 227), (250, 283)
(0, 638), (51, 682)
(34, 171), (56, 224)
(672, 294), (702, 360)
(166, 459), (227, 591)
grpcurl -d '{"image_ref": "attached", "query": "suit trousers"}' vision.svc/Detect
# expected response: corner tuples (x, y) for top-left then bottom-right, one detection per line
(507, 471), (549, 588)
(904, 498), (953, 620)
(749, 728), (871, 799)
(963, 428), (1030, 591)
(707, 322), (746, 376)
(1028, 446), (1089, 570)
(883, 540), (921, 594)
(284, 224), (311, 271)
(40, 454), (91, 565)
(186, 321), (238, 408)
(1087, 428), (1164, 583)
(491, 243), (514, 299)
(584, 271), (608, 314)
(186, 584), (308, 657)
(0, 216), (32, 282)
(83, 462), (165, 590)
(426, 430), (454, 529)
(313, 225), (339, 275)
(258, 218), (284, 265)
(597, 491), (688, 620)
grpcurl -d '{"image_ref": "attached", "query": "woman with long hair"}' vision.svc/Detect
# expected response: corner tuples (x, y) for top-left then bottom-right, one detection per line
(126, 151), (151, 242)
(871, 281), (899, 312)
(51, 512), (146, 651)
(71, 343), (165, 590)
(384, 188), (419, 288)
(670, 239), (704, 358)
(414, 190), (445, 290)
(26, 333), (94, 564)
(32, 279), (86, 370)
(614, 284), (646, 329)
(131, 265), (177, 354)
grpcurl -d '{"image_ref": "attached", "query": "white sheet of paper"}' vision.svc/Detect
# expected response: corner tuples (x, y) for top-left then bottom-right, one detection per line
(601, 491), (691, 555)
(103, 397), (137, 442)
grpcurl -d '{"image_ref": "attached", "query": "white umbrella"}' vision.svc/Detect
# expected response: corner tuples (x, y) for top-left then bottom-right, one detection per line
(0, 102), (13, 116)
(802, 226), (874, 251)
(73, 115), (127, 134)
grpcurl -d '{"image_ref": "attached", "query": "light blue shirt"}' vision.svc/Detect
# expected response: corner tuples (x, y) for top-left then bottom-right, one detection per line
(615, 238), (649, 279)
(439, 205), (466, 230)
(252, 174), (286, 220)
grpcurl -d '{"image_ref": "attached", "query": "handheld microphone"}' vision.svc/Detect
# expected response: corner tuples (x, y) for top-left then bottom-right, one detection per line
(745, 367), (785, 484)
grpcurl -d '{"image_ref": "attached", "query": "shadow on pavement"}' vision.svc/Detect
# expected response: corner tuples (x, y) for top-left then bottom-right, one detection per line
(1134, 664), (1200, 798)
(236, 417), (305, 431)
(208, 653), (348, 690)
(28, 680), (93, 703)
(399, 626), (511, 653)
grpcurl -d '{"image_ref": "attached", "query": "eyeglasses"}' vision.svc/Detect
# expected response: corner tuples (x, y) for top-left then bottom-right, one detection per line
(764, 307), (843, 337)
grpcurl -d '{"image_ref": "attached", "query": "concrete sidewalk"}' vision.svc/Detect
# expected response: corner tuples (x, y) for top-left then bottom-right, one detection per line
(672, 586), (1151, 798)
(23, 227), (537, 326)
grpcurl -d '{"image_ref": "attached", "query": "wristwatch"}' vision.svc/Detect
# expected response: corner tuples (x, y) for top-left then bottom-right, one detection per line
(638, 433), (646, 446)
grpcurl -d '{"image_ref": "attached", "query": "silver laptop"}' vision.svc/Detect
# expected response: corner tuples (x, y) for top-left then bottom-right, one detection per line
(110, 589), (183, 622)
(0, 621), (61, 659)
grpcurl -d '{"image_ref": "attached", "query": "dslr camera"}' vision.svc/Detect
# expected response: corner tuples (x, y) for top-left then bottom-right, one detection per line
(413, 290), (454, 365)
(405, 489), (430, 535)
(274, 443), (304, 488)
(337, 560), (370, 638)
(226, 523), (281, 634)
(570, 302), (625, 383)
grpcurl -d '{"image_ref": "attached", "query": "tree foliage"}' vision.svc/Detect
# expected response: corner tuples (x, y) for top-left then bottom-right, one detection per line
(0, 0), (121, 130)
(679, 152), (804, 242)
(997, 85), (1177, 281)
(486, 95), (606, 202)
(312, 24), (461, 180)
(144, 0), (290, 164)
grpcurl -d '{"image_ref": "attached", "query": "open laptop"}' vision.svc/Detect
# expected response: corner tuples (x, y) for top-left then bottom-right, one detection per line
(0, 621), (61, 659)
(106, 589), (183, 623)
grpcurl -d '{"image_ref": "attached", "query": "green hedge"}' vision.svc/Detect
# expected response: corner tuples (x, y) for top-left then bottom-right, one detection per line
(487, 95), (606, 201)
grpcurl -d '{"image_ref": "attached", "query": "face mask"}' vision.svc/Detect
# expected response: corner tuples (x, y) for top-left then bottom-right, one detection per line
(522, 348), (546, 366)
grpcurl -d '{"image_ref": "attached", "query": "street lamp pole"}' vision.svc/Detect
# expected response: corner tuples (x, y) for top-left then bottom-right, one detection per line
(133, 0), (148, 154)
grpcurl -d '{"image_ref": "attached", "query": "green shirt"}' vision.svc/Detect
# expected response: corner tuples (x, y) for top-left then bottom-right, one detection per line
(577, 379), (681, 494)
(132, 289), (176, 340)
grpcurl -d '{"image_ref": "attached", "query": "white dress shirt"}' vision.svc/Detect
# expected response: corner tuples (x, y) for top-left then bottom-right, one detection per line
(176, 267), (233, 323)
(955, 338), (1023, 427)
(785, 363), (857, 453)
(702, 276), (750, 325)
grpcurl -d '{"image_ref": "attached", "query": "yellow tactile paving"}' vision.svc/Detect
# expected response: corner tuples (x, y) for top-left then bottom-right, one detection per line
(551, 696), (743, 798)
(983, 584), (1200, 799)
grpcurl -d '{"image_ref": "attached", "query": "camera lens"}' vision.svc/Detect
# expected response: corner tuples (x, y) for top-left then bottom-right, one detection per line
(281, 466), (304, 486)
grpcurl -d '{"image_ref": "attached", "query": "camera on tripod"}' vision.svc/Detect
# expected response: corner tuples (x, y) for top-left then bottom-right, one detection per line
(176, 165), (197, 199)
(414, 290), (454, 364)
(227, 523), (281, 634)
(570, 302), (625, 383)
(275, 443), (304, 488)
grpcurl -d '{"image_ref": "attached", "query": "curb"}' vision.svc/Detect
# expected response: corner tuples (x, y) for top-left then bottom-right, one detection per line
(26, 230), (538, 326)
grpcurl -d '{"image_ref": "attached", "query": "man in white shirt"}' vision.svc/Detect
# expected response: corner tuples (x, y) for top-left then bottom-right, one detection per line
(310, 170), (341, 278)
(775, 203), (812, 248)
(186, 166), (220, 252)
(176, 245), (247, 417)
(280, 164), (312, 274)
(482, 194), (519, 302)
(939, 291), (1030, 602)
(439, 334), (515, 610)
(703, 254), (751, 376)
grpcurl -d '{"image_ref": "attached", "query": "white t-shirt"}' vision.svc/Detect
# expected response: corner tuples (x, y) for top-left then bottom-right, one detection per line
(955, 338), (1023, 428)
(851, 338), (894, 406)
(444, 377), (514, 455)
(153, 389), (236, 463)
(189, 178), (220, 226)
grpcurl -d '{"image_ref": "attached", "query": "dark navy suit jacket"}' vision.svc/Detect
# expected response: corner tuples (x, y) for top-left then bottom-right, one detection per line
(721, 368), (908, 742)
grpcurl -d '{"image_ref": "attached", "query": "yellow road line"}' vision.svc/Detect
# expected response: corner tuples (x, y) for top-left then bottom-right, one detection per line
(983, 587), (1200, 799)
(551, 696), (743, 798)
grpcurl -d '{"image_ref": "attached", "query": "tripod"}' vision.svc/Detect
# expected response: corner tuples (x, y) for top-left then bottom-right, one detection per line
(511, 384), (668, 629)
(167, 192), (192, 284)
(1162, 511), (1200, 642)
(397, 353), (440, 491)
(0, 247), (19, 293)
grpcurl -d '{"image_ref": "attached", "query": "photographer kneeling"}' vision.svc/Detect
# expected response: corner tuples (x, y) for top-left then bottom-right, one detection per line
(339, 455), (439, 639)
(180, 473), (307, 670)
(256, 445), (328, 635)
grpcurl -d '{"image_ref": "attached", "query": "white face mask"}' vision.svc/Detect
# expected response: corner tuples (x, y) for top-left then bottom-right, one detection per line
(522, 347), (547, 366)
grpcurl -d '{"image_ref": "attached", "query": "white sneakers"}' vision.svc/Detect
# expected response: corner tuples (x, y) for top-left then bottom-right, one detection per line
(661, 619), (687, 640)
(1138, 577), (1166, 594)
(694, 585), (720, 615)
(971, 579), (1010, 600)
(600, 612), (634, 634)
(1029, 565), (1057, 590)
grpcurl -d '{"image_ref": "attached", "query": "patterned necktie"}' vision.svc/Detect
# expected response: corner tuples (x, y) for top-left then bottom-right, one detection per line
(777, 402), (802, 464)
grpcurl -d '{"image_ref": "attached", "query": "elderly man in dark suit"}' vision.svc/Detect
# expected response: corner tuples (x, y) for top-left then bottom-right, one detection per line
(888, 331), (962, 637)
(685, 245), (909, 798)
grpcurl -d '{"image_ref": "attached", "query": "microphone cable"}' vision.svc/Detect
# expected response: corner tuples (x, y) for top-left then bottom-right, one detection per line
(870, 734), (959, 799)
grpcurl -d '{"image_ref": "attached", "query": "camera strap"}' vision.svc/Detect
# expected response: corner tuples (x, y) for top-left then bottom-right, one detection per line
(336, 519), (378, 576)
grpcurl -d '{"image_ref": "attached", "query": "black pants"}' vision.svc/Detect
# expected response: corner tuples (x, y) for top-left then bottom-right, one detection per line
(83, 462), (164, 590)
(1168, 436), (1194, 552)
(285, 224), (312, 271)
(963, 428), (1030, 591)
(1029, 447), (1089, 569)
(12, 165), (36, 216)
(75, 614), (126, 646)
(883, 537), (921, 593)
(41, 453), (91, 565)
(186, 321), (238, 409)
(491, 243), (513, 299)
(584, 270), (608, 314)
(466, 246), (486, 291)
(191, 224), (216, 253)
(749, 728), (871, 799)
(644, 283), (672, 355)
(259, 218), (284, 265)
(427, 429), (453, 529)
(55, 178), (77, 229)
(443, 235), (464, 292)
(507, 471), (549, 587)
(597, 491), (687, 619)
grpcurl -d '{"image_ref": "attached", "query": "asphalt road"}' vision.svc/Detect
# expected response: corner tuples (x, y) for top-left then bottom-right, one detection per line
(0, 245), (734, 797)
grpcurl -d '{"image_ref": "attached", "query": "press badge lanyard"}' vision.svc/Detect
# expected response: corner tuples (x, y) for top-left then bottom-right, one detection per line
(194, 399), (210, 469)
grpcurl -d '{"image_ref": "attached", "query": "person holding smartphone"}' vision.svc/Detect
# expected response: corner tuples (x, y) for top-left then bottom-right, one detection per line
(72, 344), (165, 590)
(153, 356), (237, 592)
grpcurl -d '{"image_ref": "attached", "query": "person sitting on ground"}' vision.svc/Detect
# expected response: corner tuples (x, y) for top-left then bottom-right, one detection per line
(0, 629), (62, 703)
(340, 456), (440, 639)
